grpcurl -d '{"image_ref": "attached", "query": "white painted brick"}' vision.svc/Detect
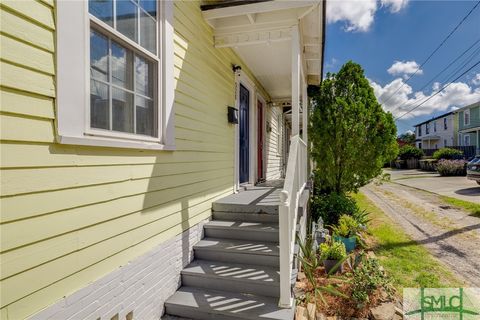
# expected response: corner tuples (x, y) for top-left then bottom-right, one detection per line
(28, 219), (209, 320)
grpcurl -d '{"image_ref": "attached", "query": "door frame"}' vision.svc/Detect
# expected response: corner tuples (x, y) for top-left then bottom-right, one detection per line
(256, 93), (267, 183)
(234, 70), (256, 191)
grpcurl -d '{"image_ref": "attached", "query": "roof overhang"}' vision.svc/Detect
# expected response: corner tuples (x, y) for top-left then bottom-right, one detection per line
(421, 136), (441, 140)
(202, 0), (325, 100)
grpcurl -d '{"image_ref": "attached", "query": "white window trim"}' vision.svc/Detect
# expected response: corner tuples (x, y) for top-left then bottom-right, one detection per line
(56, 0), (175, 150)
(464, 109), (470, 126)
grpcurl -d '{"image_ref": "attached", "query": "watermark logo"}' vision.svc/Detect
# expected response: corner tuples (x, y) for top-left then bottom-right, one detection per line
(404, 288), (480, 319)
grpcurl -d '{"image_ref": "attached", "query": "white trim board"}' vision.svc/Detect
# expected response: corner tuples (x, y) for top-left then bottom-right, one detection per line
(234, 70), (257, 191)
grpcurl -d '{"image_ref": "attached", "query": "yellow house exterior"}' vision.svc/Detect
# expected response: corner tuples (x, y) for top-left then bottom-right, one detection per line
(0, 0), (324, 318)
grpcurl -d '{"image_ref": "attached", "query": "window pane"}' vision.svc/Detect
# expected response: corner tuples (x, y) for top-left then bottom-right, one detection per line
(136, 96), (154, 136)
(135, 56), (154, 97)
(90, 80), (109, 130)
(90, 31), (109, 81)
(112, 88), (134, 133)
(89, 0), (113, 26)
(117, 0), (138, 42)
(111, 41), (134, 89)
(140, 11), (156, 53)
(140, 0), (156, 18)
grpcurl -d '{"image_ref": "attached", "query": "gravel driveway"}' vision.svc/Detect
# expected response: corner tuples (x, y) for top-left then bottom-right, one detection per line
(362, 182), (480, 287)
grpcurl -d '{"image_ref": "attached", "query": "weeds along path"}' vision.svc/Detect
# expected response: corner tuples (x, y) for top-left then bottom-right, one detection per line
(362, 182), (480, 287)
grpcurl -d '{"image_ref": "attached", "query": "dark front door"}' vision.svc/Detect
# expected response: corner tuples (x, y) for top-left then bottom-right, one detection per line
(257, 100), (264, 182)
(239, 84), (250, 184)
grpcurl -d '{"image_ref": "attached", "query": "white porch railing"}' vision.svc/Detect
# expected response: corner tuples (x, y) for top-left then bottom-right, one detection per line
(278, 134), (308, 307)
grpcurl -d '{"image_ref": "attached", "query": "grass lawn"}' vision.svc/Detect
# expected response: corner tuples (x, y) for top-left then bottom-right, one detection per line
(352, 192), (464, 290)
(439, 196), (480, 217)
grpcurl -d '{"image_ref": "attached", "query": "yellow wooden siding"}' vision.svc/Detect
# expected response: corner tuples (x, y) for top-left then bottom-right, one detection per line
(0, 1), (269, 319)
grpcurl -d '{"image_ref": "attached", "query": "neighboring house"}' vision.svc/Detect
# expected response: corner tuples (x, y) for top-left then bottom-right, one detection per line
(0, 1), (325, 319)
(457, 101), (480, 154)
(414, 111), (456, 149)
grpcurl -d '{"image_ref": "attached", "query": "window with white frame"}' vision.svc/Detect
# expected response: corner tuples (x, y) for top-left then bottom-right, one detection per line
(56, 0), (174, 149)
(464, 109), (470, 126)
(465, 135), (471, 146)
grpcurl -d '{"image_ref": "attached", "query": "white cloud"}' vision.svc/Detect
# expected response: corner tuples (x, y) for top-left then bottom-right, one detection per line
(326, 57), (338, 69)
(370, 78), (480, 119)
(327, 0), (377, 32)
(327, 0), (409, 32)
(381, 0), (409, 13)
(387, 60), (423, 77)
(471, 73), (480, 86)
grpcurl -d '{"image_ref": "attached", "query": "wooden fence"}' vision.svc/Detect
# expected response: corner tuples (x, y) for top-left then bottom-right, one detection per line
(422, 146), (476, 159)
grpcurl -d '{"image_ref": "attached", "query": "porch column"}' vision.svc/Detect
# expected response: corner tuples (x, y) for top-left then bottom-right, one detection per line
(302, 79), (308, 145)
(291, 25), (300, 137)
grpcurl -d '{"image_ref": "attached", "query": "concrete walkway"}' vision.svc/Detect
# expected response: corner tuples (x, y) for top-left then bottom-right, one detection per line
(386, 169), (480, 203)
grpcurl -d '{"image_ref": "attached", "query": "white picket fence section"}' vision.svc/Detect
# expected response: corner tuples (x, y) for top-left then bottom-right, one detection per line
(278, 134), (308, 307)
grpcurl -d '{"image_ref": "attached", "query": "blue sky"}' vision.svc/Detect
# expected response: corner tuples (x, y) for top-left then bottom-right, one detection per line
(324, 0), (480, 135)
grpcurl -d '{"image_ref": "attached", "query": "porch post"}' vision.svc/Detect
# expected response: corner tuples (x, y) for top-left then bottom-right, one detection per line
(292, 25), (300, 137)
(302, 80), (308, 145)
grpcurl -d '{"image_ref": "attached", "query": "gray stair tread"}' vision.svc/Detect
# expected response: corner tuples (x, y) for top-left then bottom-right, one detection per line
(165, 287), (293, 320)
(194, 238), (279, 256)
(204, 220), (279, 232)
(212, 188), (280, 214)
(161, 315), (192, 320)
(182, 260), (279, 285)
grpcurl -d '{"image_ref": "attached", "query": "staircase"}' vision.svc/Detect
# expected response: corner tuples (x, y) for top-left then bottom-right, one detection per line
(163, 187), (294, 320)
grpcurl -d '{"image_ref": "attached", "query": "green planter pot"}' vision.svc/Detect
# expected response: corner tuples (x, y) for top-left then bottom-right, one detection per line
(333, 235), (356, 252)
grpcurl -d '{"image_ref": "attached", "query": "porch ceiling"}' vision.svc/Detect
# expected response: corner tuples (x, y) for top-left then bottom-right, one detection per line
(202, 0), (325, 100)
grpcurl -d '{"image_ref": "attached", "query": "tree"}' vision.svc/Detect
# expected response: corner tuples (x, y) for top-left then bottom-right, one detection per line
(310, 61), (397, 194)
(398, 131), (416, 145)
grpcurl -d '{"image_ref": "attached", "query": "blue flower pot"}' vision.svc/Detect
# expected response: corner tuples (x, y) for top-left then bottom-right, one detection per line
(333, 235), (356, 252)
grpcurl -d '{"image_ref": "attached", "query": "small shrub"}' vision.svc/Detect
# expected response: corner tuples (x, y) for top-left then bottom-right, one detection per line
(433, 148), (463, 160)
(331, 215), (359, 238)
(398, 145), (424, 160)
(351, 257), (393, 308)
(351, 209), (371, 227)
(311, 193), (359, 225)
(319, 240), (347, 261)
(436, 159), (467, 176)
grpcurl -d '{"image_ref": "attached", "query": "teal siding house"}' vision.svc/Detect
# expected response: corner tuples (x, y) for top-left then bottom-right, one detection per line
(458, 101), (480, 154)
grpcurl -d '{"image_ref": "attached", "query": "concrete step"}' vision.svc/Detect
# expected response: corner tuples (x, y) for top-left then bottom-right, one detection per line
(212, 211), (278, 223)
(164, 287), (294, 320)
(181, 260), (280, 298)
(194, 238), (279, 267)
(204, 221), (279, 243)
(212, 188), (280, 215)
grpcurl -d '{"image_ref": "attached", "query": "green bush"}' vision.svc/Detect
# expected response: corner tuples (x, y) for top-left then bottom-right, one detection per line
(331, 214), (359, 238)
(398, 145), (424, 160)
(436, 159), (467, 176)
(311, 192), (359, 225)
(351, 256), (393, 308)
(319, 241), (347, 261)
(433, 148), (463, 160)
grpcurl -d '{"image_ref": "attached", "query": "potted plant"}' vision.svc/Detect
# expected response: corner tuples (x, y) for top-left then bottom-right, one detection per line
(319, 240), (347, 274)
(331, 214), (359, 252)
